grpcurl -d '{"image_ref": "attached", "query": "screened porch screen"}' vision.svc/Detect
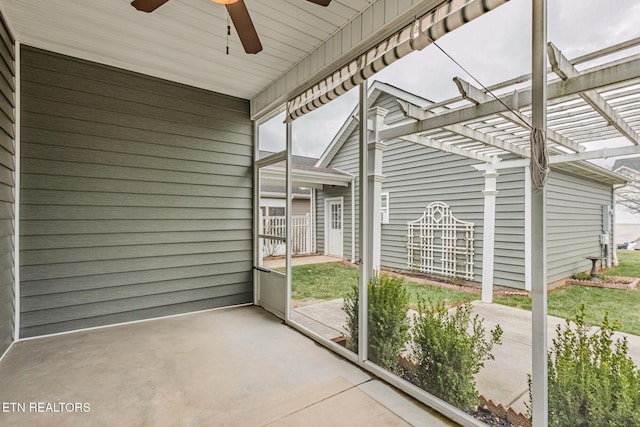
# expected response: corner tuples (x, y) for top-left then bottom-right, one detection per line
(407, 202), (475, 280)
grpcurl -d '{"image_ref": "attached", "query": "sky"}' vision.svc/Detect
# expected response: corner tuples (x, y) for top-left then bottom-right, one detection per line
(258, 0), (640, 161)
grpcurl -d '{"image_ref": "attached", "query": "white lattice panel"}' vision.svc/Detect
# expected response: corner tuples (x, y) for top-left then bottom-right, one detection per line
(407, 202), (475, 280)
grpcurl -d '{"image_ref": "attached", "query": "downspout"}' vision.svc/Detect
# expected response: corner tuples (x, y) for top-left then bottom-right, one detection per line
(612, 184), (624, 266)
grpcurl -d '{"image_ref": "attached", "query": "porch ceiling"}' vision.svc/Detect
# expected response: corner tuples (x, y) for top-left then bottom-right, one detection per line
(0, 0), (376, 100)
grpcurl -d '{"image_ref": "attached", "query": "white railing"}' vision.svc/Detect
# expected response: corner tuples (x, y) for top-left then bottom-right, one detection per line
(262, 214), (312, 257)
(407, 201), (475, 280)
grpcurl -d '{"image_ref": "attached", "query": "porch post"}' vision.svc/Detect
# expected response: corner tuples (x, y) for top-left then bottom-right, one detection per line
(531, 0), (549, 425)
(358, 81), (369, 363)
(368, 107), (388, 272)
(285, 121), (293, 321)
(481, 166), (498, 303)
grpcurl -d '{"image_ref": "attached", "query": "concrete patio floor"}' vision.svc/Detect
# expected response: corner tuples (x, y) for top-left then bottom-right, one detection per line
(0, 306), (457, 427)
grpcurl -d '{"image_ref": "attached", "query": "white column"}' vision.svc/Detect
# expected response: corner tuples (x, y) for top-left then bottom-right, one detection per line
(612, 188), (618, 266)
(481, 167), (498, 303)
(367, 107), (388, 272)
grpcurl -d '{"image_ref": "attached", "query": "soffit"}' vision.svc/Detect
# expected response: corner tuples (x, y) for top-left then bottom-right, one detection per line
(0, 0), (377, 100)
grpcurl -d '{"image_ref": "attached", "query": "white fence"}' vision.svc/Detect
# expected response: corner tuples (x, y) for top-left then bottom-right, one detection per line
(262, 214), (312, 257)
(407, 201), (475, 280)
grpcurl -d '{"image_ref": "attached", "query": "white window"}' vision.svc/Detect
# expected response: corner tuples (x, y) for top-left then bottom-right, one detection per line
(381, 192), (390, 224)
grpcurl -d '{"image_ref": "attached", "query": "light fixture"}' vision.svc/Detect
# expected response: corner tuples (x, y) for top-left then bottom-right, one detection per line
(210, 0), (239, 4)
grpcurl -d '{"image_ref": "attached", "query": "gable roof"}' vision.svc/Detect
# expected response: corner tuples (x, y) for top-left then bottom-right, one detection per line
(259, 150), (318, 167)
(316, 81), (433, 168)
(613, 157), (640, 172)
(259, 150), (352, 192)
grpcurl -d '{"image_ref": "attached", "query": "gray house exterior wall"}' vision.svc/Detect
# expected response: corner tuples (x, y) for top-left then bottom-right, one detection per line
(19, 46), (253, 337)
(0, 13), (14, 356)
(317, 89), (614, 290)
(547, 171), (611, 283)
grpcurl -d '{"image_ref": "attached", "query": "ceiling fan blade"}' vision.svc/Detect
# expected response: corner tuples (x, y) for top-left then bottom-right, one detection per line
(226, 1), (263, 54)
(306, 0), (332, 6)
(131, 0), (170, 13)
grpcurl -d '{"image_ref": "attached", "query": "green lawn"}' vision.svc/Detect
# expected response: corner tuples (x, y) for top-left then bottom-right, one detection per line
(283, 252), (640, 336)
(495, 286), (640, 336)
(603, 250), (640, 277)
(289, 262), (357, 300)
(287, 261), (479, 309)
(495, 250), (640, 336)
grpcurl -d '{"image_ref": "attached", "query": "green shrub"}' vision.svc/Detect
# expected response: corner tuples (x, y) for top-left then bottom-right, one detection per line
(531, 306), (640, 426)
(343, 273), (410, 373)
(410, 302), (503, 411)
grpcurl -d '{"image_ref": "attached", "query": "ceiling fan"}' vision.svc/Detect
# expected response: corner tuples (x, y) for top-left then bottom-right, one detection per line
(131, 0), (332, 54)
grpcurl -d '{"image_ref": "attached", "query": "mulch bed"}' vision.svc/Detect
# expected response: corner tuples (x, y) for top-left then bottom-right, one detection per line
(380, 266), (530, 297)
(397, 356), (530, 427)
(565, 276), (639, 291)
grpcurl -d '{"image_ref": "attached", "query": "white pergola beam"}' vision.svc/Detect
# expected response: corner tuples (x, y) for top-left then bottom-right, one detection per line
(399, 100), (530, 158)
(548, 42), (640, 145)
(475, 144), (640, 170)
(454, 77), (585, 153)
(379, 55), (640, 141)
(398, 134), (497, 164)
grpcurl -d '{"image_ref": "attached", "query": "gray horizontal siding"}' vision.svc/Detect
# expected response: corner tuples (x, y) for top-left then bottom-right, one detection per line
(20, 46), (253, 337)
(546, 170), (612, 282)
(292, 199), (310, 216)
(318, 91), (613, 290)
(316, 131), (359, 260)
(0, 11), (13, 356)
(380, 137), (486, 283)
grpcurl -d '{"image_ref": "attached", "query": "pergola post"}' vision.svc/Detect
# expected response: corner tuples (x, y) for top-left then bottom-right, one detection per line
(531, 0), (549, 425)
(481, 166), (499, 303)
(368, 107), (388, 272)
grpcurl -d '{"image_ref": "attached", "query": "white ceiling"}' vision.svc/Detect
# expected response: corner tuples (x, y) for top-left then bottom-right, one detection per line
(0, 0), (376, 100)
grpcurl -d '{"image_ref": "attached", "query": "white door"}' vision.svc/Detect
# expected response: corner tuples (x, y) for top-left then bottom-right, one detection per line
(325, 198), (343, 257)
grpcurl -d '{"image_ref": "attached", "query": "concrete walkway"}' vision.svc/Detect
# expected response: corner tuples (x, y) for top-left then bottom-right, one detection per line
(0, 306), (456, 427)
(293, 298), (640, 415)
